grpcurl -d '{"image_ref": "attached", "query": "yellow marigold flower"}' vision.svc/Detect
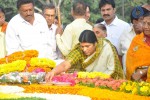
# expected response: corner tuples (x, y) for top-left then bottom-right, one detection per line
(140, 86), (149, 93)
(28, 57), (56, 72)
(125, 84), (132, 92)
(30, 58), (56, 68)
(77, 72), (110, 79)
(0, 60), (26, 76)
(119, 82), (126, 91)
(132, 87), (137, 95)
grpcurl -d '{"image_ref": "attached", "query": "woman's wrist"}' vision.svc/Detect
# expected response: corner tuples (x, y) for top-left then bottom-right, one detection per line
(137, 69), (147, 75)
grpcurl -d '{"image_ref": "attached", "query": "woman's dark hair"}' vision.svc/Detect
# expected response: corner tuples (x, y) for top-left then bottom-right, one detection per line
(79, 30), (98, 43)
(0, 7), (5, 14)
(99, 0), (115, 9)
(17, 0), (34, 10)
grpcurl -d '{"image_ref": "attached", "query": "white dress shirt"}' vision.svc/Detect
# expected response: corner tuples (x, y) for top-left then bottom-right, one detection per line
(101, 16), (130, 55)
(49, 24), (62, 59)
(6, 13), (54, 59)
(119, 25), (136, 74)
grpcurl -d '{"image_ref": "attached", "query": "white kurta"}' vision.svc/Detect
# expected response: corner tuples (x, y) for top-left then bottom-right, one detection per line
(56, 18), (92, 56)
(6, 13), (54, 59)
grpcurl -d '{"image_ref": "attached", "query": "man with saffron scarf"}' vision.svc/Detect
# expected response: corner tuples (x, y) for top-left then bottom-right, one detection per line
(45, 30), (124, 82)
(126, 12), (150, 82)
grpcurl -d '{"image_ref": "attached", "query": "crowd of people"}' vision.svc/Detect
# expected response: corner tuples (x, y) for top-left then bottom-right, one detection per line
(0, 0), (150, 82)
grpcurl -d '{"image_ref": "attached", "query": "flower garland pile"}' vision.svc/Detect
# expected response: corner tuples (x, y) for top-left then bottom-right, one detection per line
(27, 57), (56, 72)
(0, 60), (26, 76)
(0, 50), (38, 64)
(49, 72), (109, 86)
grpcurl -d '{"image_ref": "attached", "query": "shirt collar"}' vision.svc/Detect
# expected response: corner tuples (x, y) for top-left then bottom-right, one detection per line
(103, 16), (118, 26)
(49, 24), (57, 30)
(73, 18), (86, 23)
(19, 13), (41, 25)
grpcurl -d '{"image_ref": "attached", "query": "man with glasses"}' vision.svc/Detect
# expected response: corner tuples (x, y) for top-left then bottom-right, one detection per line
(43, 4), (63, 60)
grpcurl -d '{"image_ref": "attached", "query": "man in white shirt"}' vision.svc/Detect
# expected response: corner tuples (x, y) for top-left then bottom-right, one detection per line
(42, 4), (62, 60)
(6, 0), (53, 59)
(99, 0), (130, 55)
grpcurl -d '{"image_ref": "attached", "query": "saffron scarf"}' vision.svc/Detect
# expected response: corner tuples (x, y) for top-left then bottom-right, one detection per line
(126, 33), (150, 80)
(1, 22), (7, 33)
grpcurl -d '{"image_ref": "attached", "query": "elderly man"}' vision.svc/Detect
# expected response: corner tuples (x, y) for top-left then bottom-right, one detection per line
(6, 0), (54, 59)
(42, 4), (62, 60)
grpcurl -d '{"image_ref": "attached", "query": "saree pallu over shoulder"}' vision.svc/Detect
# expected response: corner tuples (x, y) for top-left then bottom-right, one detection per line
(126, 33), (150, 80)
(67, 38), (124, 79)
(83, 38), (124, 79)
(82, 38), (104, 69)
(104, 39), (124, 79)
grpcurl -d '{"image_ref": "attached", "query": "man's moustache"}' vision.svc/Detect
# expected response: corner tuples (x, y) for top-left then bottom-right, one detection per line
(103, 14), (110, 17)
(26, 15), (32, 17)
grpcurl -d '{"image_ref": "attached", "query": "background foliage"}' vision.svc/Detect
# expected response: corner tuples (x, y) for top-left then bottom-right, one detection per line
(0, 0), (149, 24)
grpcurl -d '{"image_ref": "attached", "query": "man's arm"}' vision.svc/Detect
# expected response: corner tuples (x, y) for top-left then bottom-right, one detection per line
(56, 25), (73, 56)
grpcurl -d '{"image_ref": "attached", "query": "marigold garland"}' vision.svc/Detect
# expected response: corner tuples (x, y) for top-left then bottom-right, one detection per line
(0, 50), (38, 64)
(0, 60), (26, 76)
(27, 58), (56, 72)
(77, 72), (110, 79)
